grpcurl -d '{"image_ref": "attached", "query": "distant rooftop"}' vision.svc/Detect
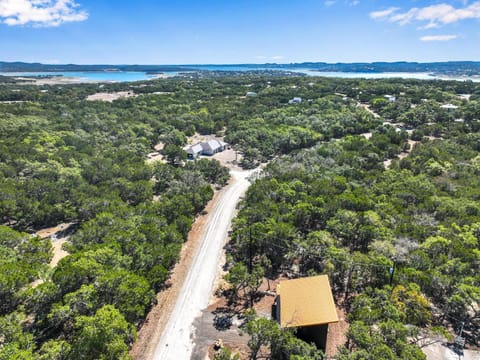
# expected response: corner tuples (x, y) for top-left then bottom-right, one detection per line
(441, 104), (459, 110)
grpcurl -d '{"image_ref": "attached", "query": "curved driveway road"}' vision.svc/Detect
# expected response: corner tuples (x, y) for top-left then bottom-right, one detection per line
(153, 170), (253, 360)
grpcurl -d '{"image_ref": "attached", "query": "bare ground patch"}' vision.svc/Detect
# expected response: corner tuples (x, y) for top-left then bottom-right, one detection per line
(50, 237), (69, 267)
(423, 340), (480, 360)
(186, 133), (220, 145)
(35, 223), (76, 268)
(86, 91), (137, 102)
(195, 271), (349, 360)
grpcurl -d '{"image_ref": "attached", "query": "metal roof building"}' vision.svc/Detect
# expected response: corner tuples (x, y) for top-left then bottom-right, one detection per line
(277, 275), (338, 328)
(275, 275), (338, 351)
(200, 140), (227, 156)
(186, 143), (204, 159)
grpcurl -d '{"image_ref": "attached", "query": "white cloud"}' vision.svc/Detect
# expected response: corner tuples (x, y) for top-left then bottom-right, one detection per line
(371, 2), (480, 27)
(370, 7), (399, 19)
(324, 0), (336, 7)
(255, 55), (285, 62)
(418, 22), (440, 30)
(420, 34), (458, 41)
(0, 0), (88, 27)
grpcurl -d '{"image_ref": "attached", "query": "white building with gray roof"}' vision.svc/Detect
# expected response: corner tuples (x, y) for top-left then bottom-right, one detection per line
(186, 140), (227, 159)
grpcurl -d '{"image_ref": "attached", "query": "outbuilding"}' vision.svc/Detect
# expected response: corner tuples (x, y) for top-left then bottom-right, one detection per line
(274, 275), (338, 352)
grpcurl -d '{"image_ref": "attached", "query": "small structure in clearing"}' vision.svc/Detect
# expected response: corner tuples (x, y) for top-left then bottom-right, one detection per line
(384, 95), (396, 102)
(288, 97), (302, 104)
(274, 275), (339, 352)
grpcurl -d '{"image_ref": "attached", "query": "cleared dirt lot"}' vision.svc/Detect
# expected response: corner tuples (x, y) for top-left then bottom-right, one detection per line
(86, 91), (137, 102)
(36, 222), (75, 267)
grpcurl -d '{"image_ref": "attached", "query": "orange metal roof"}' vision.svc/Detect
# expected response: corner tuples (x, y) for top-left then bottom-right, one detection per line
(277, 275), (339, 328)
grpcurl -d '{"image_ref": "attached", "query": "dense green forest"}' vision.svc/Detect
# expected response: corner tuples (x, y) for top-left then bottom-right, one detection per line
(225, 79), (480, 358)
(1, 74), (479, 359)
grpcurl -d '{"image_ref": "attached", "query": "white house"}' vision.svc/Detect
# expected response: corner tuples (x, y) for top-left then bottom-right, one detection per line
(441, 104), (459, 111)
(201, 140), (227, 156)
(186, 143), (204, 159)
(384, 95), (396, 102)
(288, 97), (302, 104)
(186, 140), (227, 159)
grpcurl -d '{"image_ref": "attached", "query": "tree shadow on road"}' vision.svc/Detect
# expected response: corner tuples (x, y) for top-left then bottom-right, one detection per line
(212, 307), (236, 331)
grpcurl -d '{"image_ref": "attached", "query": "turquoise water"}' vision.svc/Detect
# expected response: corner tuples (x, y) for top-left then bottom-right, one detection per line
(299, 70), (437, 79)
(307, 71), (480, 82)
(184, 66), (480, 81)
(2, 68), (479, 82)
(0, 71), (159, 82)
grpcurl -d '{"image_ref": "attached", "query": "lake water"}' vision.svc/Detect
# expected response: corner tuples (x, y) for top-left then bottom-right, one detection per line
(0, 71), (160, 82)
(312, 71), (480, 82)
(2, 68), (479, 82)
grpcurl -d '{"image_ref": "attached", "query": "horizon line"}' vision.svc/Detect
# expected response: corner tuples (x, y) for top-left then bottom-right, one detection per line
(2, 60), (480, 67)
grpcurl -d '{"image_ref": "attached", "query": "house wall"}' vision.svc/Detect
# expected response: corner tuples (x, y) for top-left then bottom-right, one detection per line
(273, 296), (280, 321)
(296, 324), (329, 351)
(273, 296), (329, 352)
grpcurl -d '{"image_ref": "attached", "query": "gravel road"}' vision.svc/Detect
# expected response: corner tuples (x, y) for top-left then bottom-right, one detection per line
(153, 170), (253, 360)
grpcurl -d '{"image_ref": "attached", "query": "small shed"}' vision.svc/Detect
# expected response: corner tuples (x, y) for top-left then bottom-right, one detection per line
(274, 275), (338, 351)
(246, 91), (258, 97)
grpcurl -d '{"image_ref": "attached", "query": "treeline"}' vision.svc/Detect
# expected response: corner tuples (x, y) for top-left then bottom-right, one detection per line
(0, 61), (196, 73)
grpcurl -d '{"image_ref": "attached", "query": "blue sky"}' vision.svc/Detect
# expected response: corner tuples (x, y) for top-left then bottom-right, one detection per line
(0, 0), (479, 64)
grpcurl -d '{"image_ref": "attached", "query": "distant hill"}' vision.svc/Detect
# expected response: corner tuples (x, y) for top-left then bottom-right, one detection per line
(1, 60), (480, 76)
(214, 61), (480, 76)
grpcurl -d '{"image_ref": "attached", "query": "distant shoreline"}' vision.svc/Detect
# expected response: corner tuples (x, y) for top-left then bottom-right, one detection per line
(1, 60), (480, 77)
(2, 69), (480, 84)
(0, 71), (175, 84)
